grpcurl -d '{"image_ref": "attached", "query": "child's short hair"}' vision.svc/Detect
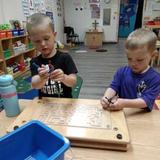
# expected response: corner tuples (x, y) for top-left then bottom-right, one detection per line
(26, 13), (54, 33)
(125, 28), (157, 52)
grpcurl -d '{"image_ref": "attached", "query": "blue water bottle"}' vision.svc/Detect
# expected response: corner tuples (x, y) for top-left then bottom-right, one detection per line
(0, 74), (20, 117)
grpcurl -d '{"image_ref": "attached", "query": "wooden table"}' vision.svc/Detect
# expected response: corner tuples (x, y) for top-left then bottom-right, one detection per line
(0, 99), (160, 160)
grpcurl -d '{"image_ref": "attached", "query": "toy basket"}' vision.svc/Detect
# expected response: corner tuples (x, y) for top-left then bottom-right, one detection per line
(0, 120), (70, 160)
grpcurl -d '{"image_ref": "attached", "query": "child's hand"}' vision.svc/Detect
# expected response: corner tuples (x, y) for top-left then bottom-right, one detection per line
(49, 69), (65, 82)
(100, 96), (110, 109)
(107, 98), (124, 111)
(38, 64), (49, 80)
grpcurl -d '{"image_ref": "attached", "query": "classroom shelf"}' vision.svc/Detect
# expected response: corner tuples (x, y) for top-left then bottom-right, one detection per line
(0, 35), (35, 78)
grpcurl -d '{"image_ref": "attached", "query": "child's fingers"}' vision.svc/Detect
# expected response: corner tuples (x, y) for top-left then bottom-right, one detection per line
(38, 67), (49, 79)
(108, 107), (122, 111)
(50, 69), (64, 81)
(109, 102), (123, 111)
(41, 64), (46, 68)
(51, 69), (63, 76)
(38, 66), (48, 73)
(101, 97), (109, 109)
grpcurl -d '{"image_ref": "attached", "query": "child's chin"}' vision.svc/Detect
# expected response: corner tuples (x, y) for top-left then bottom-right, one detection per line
(132, 68), (140, 73)
(132, 70), (142, 74)
(42, 52), (51, 57)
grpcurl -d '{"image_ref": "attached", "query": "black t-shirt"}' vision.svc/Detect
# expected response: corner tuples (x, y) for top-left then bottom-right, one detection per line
(30, 50), (78, 98)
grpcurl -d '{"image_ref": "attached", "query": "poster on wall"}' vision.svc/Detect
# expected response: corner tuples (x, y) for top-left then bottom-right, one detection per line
(45, 0), (54, 11)
(28, 0), (34, 9)
(57, 0), (62, 16)
(118, 0), (138, 37)
(21, 0), (46, 17)
(22, 0), (30, 17)
(46, 11), (54, 23)
(90, 4), (100, 19)
(34, 0), (46, 14)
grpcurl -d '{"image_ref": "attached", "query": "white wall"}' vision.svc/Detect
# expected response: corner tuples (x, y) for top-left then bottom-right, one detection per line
(1, 0), (25, 23)
(64, 0), (120, 42)
(64, 0), (96, 42)
(47, 0), (64, 42)
(0, 0), (64, 42)
(0, 0), (5, 24)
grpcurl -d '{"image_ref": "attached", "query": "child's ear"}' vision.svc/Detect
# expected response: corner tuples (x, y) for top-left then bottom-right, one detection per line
(151, 50), (158, 58)
(53, 32), (57, 37)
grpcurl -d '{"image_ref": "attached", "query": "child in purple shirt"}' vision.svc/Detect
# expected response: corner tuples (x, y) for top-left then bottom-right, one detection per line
(101, 28), (160, 111)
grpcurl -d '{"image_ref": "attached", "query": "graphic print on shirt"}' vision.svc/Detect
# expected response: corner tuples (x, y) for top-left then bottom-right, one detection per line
(41, 79), (63, 96)
(48, 60), (54, 73)
(137, 80), (147, 97)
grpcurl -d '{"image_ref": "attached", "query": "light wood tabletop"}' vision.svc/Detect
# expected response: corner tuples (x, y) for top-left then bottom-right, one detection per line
(0, 99), (160, 160)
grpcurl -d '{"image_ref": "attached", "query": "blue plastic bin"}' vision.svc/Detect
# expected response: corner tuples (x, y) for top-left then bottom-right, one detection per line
(12, 29), (19, 36)
(0, 120), (70, 160)
(18, 29), (25, 35)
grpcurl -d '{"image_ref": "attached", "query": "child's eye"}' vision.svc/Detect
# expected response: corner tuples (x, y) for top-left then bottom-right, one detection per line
(137, 59), (143, 62)
(44, 37), (50, 41)
(34, 40), (41, 44)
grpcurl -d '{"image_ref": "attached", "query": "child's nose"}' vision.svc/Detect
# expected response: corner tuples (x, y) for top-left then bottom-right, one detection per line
(41, 40), (46, 46)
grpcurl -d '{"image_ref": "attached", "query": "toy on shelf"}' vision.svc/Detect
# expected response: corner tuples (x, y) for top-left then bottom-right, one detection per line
(10, 20), (25, 37)
(13, 41), (27, 54)
(6, 67), (13, 75)
(24, 57), (31, 67)
(3, 49), (11, 59)
(18, 62), (26, 71)
(0, 24), (12, 39)
(0, 24), (10, 30)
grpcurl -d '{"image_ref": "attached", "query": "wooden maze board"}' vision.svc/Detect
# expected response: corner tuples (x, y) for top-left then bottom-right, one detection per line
(7, 98), (130, 151)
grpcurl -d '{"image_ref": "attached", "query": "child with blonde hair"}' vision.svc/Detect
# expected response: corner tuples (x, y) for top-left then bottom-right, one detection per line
(101, 28), (160, 111)
(26, 13), (78, 98)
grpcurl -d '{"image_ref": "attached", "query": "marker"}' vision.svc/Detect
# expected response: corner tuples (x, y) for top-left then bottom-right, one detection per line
(32, 62), (39, 69)
(105, 96), (114, 104)
(48, 66), (55, 73)
(32, 62), (54, 73)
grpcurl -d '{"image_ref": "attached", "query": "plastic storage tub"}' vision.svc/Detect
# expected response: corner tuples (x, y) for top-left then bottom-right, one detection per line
(0, 120), (70, 160)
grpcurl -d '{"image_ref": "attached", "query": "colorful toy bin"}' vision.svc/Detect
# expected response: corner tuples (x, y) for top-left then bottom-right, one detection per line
(0, 120), (70, 160)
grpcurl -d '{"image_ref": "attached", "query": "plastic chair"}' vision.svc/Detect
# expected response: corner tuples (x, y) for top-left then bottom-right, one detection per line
(72, 75), (83, 98)
(17, 74), (83, 99)
(64, 26), (80, 44)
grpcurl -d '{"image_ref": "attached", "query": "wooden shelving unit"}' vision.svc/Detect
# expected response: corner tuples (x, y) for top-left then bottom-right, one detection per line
(0, 35), (35, 78)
